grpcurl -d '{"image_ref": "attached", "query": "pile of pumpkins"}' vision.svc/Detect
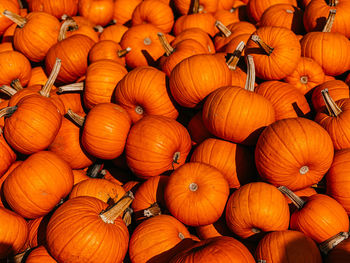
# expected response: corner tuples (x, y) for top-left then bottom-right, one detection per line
(1, 0), (350, 262)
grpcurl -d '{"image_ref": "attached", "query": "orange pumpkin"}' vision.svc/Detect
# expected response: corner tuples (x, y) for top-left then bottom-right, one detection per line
(29, 0), (79, 19)
(88, 40), (128, 65)
(173, 13), (217, 37)
(25, 246), (56, 263)
(187, 111), (212, 145)
(173, 0), (218, 15)
(112, 0), (142, 25)
(78, 0), (114, 26)
(99, 23), (128, 43)
(0, 0), (19, 36)
(0, 131), (16, 177)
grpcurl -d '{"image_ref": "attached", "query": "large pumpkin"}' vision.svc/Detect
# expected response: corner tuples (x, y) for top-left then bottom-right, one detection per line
(29, 0), (79, 19)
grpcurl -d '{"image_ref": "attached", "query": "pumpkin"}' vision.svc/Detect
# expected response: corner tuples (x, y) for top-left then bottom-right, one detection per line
(25, 246), (56, 263)
(0, 207), (28, 259)
(27, 67), (50, 88)
(115, 66), (178, 122)
(125, 115), (192, 179)
(112, 0), (142, 25)
(170, 236), (256, 263)
(99, 23), (128, 43)
(173, 0), (218, 15)
(88, 40), (129, 65)
(129, 214), (191, 263)
(255, 117), (334, 190)
(225, 182), (290, 239)
(0, 131), (16, 177)
(0, 161), (22, 208)
(190, 138), (256, 189)
(29, 0), (79, 19)
(187, 111), (212, 145)
(61, 16), (99, 42)
(284, 57), (325, 95)
(0, 0), (19, 36)
(0, 42), (13, 52)
(213, 9), (240, 27)
(195, 215), (233, 240)
(165, 162), (229, 226)
(255, 230), (322, 263)
(173, 13), (217, 37)
(279, 186), (349, 244)
(78, 0), (114, 26)
(27, 214), (52, 249)
(1, 94), (62, 155)
(245, 26), (301, 80)
(46, 194), (132, 263)
(284, 187), (317, 205)
(72, 169), (90, 185)
(3, 151), (73, 219)
(169, 53), (232, 108)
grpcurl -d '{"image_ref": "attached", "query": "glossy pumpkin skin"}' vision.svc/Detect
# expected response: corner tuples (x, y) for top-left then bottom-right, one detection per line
(83, 59), (128, 110)
(48, 117), (95, 169)
(29, 0), (79, 19)
(290, 194), (349, 243)
(88, 40), (126, 65)
(255, 80), (311, 120)
(245, 26), (301, 80)
(0, 50), (31, 87)
(115, 66), (178, 123)
(78, 0), (114, 26)
(255, 230), (322, 263)
(46, 196), (129, 263)
(170, 236), (256, 263)
(165, 162), (230, 227)
(0, 207), (28, 258)
(284, 57), (325, 95)
(190, 138), (256, 189)
(169, 54), (232, 108)
(125, 115), (192, 179)
(4, 95), (62, 155)
(0, 0), (19, 36)
(0, 132), (16, 177)
(25, 246), (57, 263)
(225, 182), (290, 239)
(255, 118), (334, 191)
(129, 214), (191, 263)
(202, 86), (275, 145)
(45, 34), (95, 84)
(326, 149), (350, 215)
(3, 151), (73, 219)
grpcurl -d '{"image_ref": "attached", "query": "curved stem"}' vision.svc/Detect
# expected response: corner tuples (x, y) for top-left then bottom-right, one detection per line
(123, 207), (133, 226)
(66, 109), (85, 127)
(226, 41), (245, 70)
(192, 0), (200, 14)
(215, 21), (232, 38)
(86, 162), (104, 178)
(252, 228), (261, 234)
(322, 9), (336, 33)
(58, 82), (84, 93)
(40, 58), (61, 97)
(58, 16), (78, 41)
(251, 34), (274, 56)
(99, 191), (134, 224)
(319, 232), (349, 254)
(94, 25), (104, 33)
(321, 89), (342, 117)
(0, 85), (17, 97)
(0, 106), (17, 118)
(329, 0), (339, 7)
(2, 10), (27, 28)
(143, 202), (161, 217)
(278, 186), (305, 209)
(117, 47), (131, 57)
(244, 55), (256, 92)
(158, 32), (174, 56)
(17, 0), (23, 9)
(11, 79), (23, 91)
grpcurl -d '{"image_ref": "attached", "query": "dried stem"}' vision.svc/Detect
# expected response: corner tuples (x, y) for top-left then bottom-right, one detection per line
(2, 10), (27, 28)
(215, 20), (232, 38)
(0, 106), (17, 118)
(278, 186), (306, 209)
(117, 47), (131, 57)
(244, 55), (256, 92)
(0, 85), (17, 97)
(144, 203), (161, 218)
(11, 79), (23, 91)
(66, 109), (85, 127)
(94, 25), (104, 33)
(226, 41), (245, 70)
(251, 34), (274, 56)
(319, 232), (349, 254)
(59, 16), (78, 41)
(329, 0), (339, 7)
(158, 32), (174, 56)
(100, 191), (134, 224)
(192, 0), (200, 14)
(58, 82), (84, 93)
(123, 207), (133, 226)
(40, 58), (61, 97)
(321, 89), (342, 117)
(322, 9), (337, 32)
(86, 162), (104, 178)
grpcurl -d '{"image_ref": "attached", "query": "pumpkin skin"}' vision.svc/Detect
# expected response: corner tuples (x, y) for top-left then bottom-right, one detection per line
(115, 66), (178, 123)
(173, 13), (217, 37)
(195, 215), (233, 240)
(112, 0), (142, 25)
(165, 162), (230, 227)
(255, 117), (334, 191)
(169, 54), (232, 108)
(173, 0), (218, 15)
(187, 111), (212, 145)
(29, 0), (79, 19)
(99, 23), (128, 43)
(255, 230), (322, 263)
(81, 103), (131, 160)
(225, 182), (290, 239)
(46, 196), (129, 263)
(0, 132), (16, 177)
(0, 0), (19, 36)
(25, 246), (57, 263)
(88, 40), (127, 65)
(129, 214), (191, 263)
(0, 207), (28, 259)
(125, 115), (192, 179)
(78, 0), (114, 26)
(202, 86), (275, 145)
(3, 95), (62, 155)
(27, 214), (51, 249)
(0, 161), (22, 208)
(3, 151), (73, 219)
(190, 138), (256, 189)
(170, 236), (256, 263)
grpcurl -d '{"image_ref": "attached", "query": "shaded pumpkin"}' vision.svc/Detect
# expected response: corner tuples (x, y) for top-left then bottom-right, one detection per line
(25, 246), (57, 263)
(186, 111), (212, 145)
(0, 0), (19, 36)
(0, 132), (16, 177)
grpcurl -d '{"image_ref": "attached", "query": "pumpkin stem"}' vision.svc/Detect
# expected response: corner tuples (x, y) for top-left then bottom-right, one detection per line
(158, 32), (174, 56)
(117, 47), (131, 57)
(135, 105), (144, 115)
(189, 182), (198, 192)
(39, 58), (61, 98)
(2, 10), (27, 28)
(250, 34), (274, 56)
(215, 20), (232, 38)
(94, 25), (104, 33)
(244, 55), (256, 92)
(321, 89), (342, 117)
(123, 207), (133, 226)
(300, 76), (308, 84)
(226, 41), (245, 70)
(11, 79), (23, 91)
(322, 9), (336, 33)
(58, 16), (78, 41)
(17, 0), (24, 9)
(0, 106), (17, 118)
(86, 162), (104, 178)
(58, 82), (84, 93)
(329, 0), (339, 7)
(144, 202), (162, 218)
(66, 109), (85, 127)
(319, 232), (349, 254)
(251, 228), (261, 234)
(0, 85), (17, 97)
(172, 152), (180, 170)
(100, 191), (134, 224)
(143, 37), (152, 46)
(257, 260), (267, 263)
(192, 0), (203, 14)
(278, 186), (306, 209)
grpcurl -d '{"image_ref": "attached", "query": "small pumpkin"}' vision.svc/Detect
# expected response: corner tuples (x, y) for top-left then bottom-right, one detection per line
(78, 0), (114, 26)
(25, 246), (57, 263)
